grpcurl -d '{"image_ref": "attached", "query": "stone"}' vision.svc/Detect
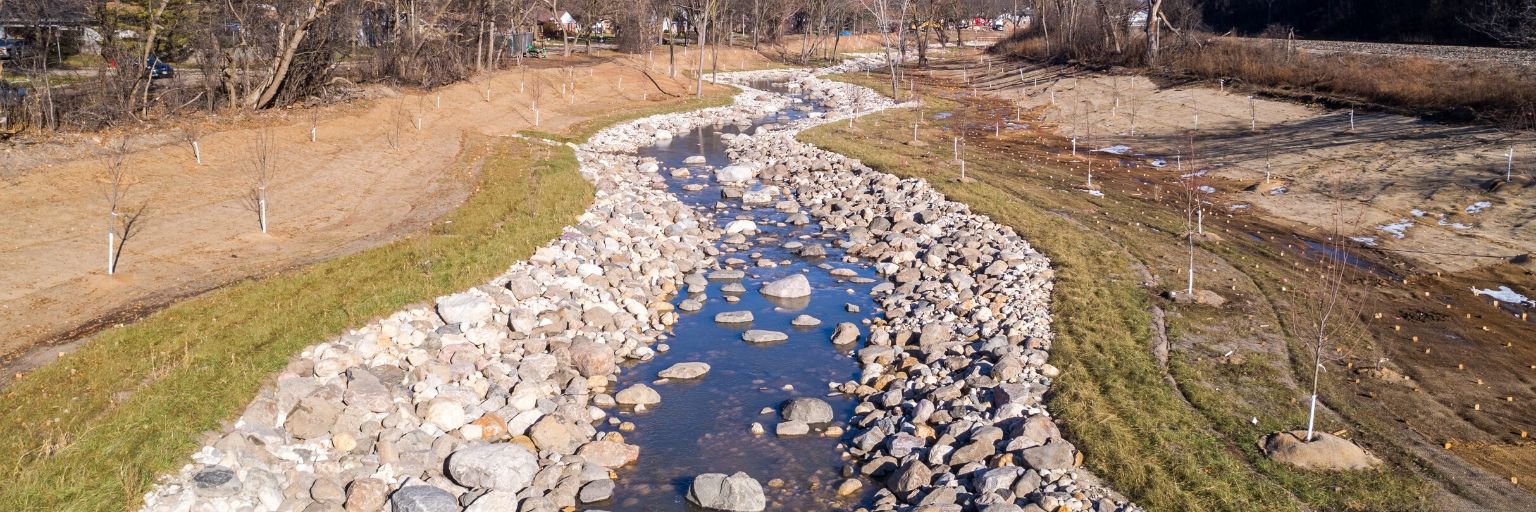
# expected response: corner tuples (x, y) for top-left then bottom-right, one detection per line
(579, 478), (616, 503)
(345, 478), (388, 512)
(776, 420), (810, 436)
(577, 440), (641, 468)
(659, 362), (712, 379)
(425, 398), (467, 432)
(390, 484), (458, 512)
(311, 477), (347, 505)
(780, 397), (834, 424)
(715, 311), (755, 324)
(791, 314), (822, 327)
(1260, 431), (1382, 470)
(717, 165), (756, 183)
(286, 396), (340, 440)
(725, 220), (758, 234)
(686, 472), (767, 512)
(529, 415), (582, 454)
(836, 478), (863, 496)
(447, 443), (538, 491)
(191, 465), (241, 498)
(1019, 440), (1076, 470)
(343, 368), (393, 413)
(886, 460), (932, 495)
(436, 292), (493, 325)
(949, 439), (996, 466)
(615, 384), (662, 406)
(742, 330), (788, 343)
(570, 340), (617, 377)
(464, 490), (520, 512)
(831, 322), (860, 345)
(760, 274), (812, 298)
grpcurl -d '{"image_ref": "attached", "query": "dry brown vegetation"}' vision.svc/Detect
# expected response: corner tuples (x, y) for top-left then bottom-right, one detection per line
(993, 32), (1536, 128)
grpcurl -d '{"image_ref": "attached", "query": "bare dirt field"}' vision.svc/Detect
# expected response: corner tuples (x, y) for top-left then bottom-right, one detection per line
(0, 46), (773, 381)
(897, 52), (1536, 508)
(970, 63), (1535, 274)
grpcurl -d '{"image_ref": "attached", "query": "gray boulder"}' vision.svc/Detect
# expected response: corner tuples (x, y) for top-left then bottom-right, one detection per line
(742, 330), (788, 343)
(390, 485), (458, 512)
(436, 292), (493, 325)
(779, 397), (834, 424)
(446, 444), (539, 491)
(686, 472), (766, 512)
(760, 274), (812, 298)
(659, 362), (712, 379)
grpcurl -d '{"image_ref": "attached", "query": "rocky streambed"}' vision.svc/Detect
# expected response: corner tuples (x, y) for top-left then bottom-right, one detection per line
(141, 57), (1135, 512)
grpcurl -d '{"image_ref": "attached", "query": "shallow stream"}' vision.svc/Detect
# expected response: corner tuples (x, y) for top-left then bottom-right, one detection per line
(608, 81), (880, 510)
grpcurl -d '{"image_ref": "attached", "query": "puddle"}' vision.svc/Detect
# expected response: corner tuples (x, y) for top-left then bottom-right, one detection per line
(609, 82), (882, 509)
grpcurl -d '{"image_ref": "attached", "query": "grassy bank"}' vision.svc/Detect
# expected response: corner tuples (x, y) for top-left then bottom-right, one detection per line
(804, 72), (1428, 511)
(0, 136), (590, 510)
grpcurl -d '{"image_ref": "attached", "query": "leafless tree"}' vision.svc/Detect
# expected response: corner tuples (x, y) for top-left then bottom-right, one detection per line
(247, 129), (277, 233)
(1290, 187), (1368, 442)
(181, 125), (204, 165)
(856, 0), (910, 99)
(100, 139), (146, 275)
(1463, 0), (1536, 48)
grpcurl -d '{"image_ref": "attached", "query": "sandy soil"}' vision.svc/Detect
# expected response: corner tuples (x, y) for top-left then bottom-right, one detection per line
(0, 46), (775, 376)
(942, 62), (1535, 274)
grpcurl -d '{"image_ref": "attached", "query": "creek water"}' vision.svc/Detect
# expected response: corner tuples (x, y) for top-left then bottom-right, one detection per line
(607, 82), (881, 510)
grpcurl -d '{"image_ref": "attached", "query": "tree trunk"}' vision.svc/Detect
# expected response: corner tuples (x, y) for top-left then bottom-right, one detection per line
(249, 0), (338, 109)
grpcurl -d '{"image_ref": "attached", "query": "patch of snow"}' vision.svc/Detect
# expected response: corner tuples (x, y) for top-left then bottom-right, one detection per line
(1198, 185), (1216, 194)
(1083, 189), (1105, 197)
(1377, 219), (1413, 239)
(1472, 285), (1533, 306)
(1410, 208), (1426, 217)
(1349, 236), (1379, 246)
(1095, 145), (1132, 155)
(1269, 186), (1288, 195)
(1229, 203), (1249, 210)
(1149, 159), (1167, 168)
(1180, 169), (1209, 178)
(931, 112), (953, 120)
(1465, 201), (1492, 214)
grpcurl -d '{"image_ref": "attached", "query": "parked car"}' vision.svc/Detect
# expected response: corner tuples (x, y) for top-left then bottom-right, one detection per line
(146, 57), (175, 79)
(0, 39), (29, 59)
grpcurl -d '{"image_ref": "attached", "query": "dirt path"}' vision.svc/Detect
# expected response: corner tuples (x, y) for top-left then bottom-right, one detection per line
(942, 60), (1535, 274)
(0, 47), (772, 378)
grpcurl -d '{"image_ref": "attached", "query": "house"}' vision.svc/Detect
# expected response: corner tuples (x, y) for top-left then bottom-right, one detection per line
(0, 6), (93, 56)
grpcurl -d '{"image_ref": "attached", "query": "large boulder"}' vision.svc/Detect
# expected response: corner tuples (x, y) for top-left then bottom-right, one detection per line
(760, 274), (812, 298)
(779, 397), (834, 424)
(615, 384), (661, 406)
(446, 444), (539, 491)
(1260, 431), (1382, 470)
(569, 340), (617, 377)
(1019, 440), (1076, 470)
(436, 292), (493, 325)
(659, 362), (711, 379)
(686, 472), (766, 512)
(717, 164), (756, 184)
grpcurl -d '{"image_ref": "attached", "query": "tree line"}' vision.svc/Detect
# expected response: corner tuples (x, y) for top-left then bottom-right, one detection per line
(0, 0), (1022, 135)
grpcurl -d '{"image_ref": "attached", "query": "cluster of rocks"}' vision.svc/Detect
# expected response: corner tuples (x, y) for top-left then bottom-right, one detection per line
(704, 69), (1137, 511)
(140, 70), (836, 512)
